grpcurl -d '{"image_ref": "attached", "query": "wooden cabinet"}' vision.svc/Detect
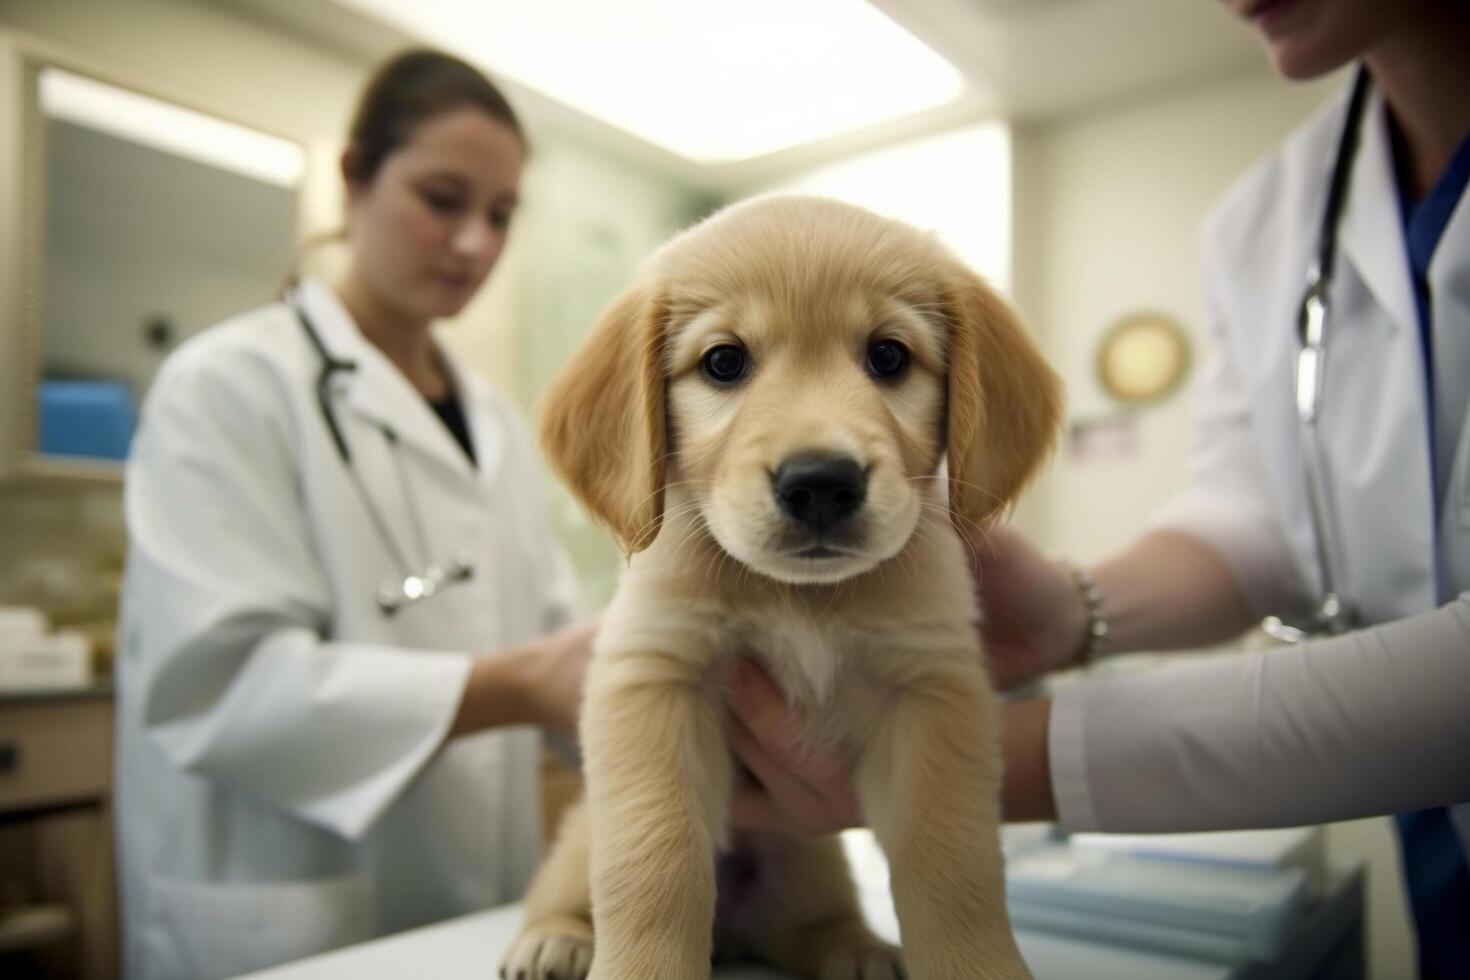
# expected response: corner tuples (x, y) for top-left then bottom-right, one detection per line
(0, 690), (117, 980)
(0, 694), (585, 978)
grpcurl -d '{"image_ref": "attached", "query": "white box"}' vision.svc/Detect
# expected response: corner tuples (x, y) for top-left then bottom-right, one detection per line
(1006, 842), (1311, 962)
(1069, 828), (1326, 896)
(0, 629), (92, 690)
(0, 606), (49, 653)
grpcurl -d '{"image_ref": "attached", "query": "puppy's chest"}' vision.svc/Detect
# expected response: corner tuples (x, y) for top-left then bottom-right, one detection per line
(733, 610), (867, 710)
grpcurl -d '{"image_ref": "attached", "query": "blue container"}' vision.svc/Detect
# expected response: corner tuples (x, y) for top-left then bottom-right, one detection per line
(37, 378), (137, 461)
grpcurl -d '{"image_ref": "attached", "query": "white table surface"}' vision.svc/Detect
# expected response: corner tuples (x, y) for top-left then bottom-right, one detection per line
(232, 836), (1363, 980)
(233, 902), (1234, 980)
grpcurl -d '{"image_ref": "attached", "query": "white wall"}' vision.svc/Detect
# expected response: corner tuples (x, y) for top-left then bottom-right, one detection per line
(41, 118), (297, 402)
(0, 0), (373, 611)
(0, 0), (709, 613)
(0, 0), (535, 393)
(1016, 65), (1415, 979)
(1016, 65), (1338, 560)
(766, 122), (1012, 292)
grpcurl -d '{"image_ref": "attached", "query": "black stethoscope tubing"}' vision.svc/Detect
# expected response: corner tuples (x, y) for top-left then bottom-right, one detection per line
(286, 288), (472, 614)
(1280, 65), (1371, 638)
(292, 291), (362, 465)
(1310, 67), (1372, 296)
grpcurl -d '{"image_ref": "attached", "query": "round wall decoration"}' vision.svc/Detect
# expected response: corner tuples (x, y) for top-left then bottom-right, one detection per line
(1096, 312), (1191, 405)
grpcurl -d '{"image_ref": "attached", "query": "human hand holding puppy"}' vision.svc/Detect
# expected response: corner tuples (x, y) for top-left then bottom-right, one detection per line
(727, 658), (862, 835)
(728, 657), (1061, 834)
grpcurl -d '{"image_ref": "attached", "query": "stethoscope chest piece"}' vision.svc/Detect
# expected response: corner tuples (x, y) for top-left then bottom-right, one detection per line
(377, 556), (475, 616)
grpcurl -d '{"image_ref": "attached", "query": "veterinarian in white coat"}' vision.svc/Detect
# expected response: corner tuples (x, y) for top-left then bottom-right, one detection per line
(115, 51), (588, 980)
(1018, 3), (1470, 840)
(727, 3), (1470, 976)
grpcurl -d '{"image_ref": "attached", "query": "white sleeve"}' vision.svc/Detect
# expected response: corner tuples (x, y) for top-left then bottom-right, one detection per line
(122, 345), (471, 840)
(1148, 242), (1307, 617)
(1050, 595), (1470, 832)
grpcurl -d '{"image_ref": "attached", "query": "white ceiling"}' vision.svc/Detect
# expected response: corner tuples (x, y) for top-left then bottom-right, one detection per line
(329, 0), (972, 163)
(875, 0), (1261, 118)
(205, 0), (1266, 194)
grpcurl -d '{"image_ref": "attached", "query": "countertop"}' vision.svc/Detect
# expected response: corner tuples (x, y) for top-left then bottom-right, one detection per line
(0, 680), (112, 704)
(231, 866), (1365, 980)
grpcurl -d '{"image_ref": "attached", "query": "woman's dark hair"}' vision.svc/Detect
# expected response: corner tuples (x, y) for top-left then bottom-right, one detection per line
(344, 48), (524, 184)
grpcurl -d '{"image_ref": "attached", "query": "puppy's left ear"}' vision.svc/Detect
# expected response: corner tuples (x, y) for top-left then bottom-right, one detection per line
(944, 265), (1063, 531)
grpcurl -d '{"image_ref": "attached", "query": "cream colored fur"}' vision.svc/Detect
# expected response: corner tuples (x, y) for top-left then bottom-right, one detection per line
(505, 196), (1061, 980)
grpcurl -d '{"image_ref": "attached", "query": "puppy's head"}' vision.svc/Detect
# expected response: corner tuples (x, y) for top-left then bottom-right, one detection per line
(541, 196), (1060, 584)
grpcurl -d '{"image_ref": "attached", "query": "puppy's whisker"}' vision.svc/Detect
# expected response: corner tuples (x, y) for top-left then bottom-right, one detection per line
(901, 523), (940, 573)
(622, 487), (709, 549)
(650, 501), (709, 560)
(906, 481), (999, 545)
(934, 475), (1010, 515)
(916, 499), (989, 546)
(916, 502), (992, 567)
(817, 575), (849, 620)
(906, 471), (1004, 500)
(628, 477), (709, 520)
(666, 516), (714, 570)
(711, 545), (747, 596)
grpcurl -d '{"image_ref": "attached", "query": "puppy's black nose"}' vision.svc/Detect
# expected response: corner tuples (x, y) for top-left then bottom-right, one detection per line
(772, 454), (866, 530)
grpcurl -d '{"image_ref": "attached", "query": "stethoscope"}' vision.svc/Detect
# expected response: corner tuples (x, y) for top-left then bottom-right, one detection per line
(1262, 67), (1372, 642)
(288, 285), (475, 616)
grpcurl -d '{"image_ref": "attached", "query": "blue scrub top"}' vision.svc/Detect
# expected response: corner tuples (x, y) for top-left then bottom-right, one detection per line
(1387, 106), (1470, 980)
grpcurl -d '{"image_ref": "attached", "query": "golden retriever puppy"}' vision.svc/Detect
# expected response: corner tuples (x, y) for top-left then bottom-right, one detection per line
(504, 195), (1059, 980)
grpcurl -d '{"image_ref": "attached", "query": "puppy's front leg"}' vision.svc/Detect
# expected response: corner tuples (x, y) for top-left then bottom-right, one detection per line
(856, 662), (1031, 980)
(582, 651), (731, 980)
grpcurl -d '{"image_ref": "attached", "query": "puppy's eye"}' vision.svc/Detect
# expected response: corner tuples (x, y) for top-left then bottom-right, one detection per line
(867, 340), (908, 380)
(701, 344), (749, 385)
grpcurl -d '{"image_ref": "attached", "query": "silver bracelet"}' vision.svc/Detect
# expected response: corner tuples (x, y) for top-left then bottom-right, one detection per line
(1061, 563), (1110, 666)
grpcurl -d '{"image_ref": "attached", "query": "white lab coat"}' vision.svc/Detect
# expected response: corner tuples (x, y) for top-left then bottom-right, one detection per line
(115, 278), (577, 980)
(1051, 82), (1470, 845)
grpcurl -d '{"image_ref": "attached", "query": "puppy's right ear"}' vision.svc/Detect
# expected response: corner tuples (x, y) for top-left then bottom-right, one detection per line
(539, 283), (667, 554)
(943, 266), (1062, 532)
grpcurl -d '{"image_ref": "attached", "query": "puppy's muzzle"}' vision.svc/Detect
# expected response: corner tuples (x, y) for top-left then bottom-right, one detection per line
(771, 453), (866, 532)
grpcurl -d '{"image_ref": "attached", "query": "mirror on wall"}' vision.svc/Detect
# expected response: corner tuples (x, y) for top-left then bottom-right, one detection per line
(12, 58), (305, 477)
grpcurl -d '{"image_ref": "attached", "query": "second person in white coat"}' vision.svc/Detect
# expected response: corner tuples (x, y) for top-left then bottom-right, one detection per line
(115, 49), (591, 980)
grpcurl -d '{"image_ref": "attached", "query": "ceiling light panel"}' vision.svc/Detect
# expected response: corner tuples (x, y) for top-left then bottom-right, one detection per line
(40, 68), (305, 186)
(335, 0), (966, 163)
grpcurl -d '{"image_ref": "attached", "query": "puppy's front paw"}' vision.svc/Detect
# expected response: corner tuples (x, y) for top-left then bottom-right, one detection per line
(818, 938), (906, 980)
(500, 917), (594, 980)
